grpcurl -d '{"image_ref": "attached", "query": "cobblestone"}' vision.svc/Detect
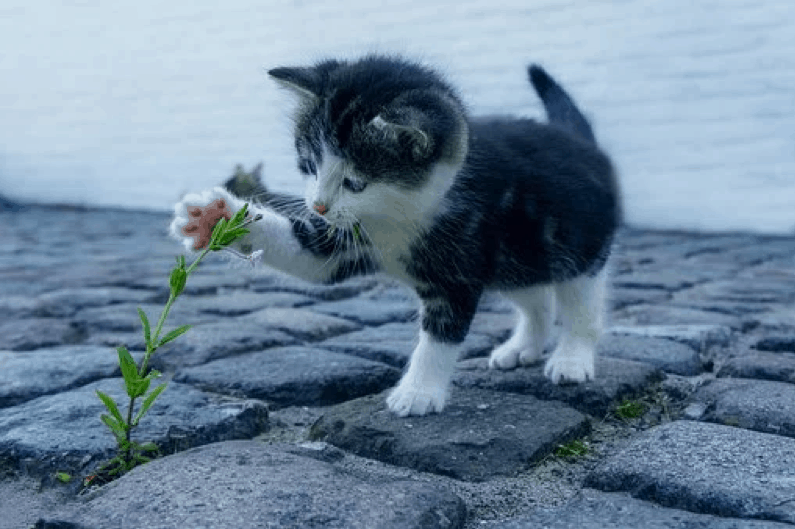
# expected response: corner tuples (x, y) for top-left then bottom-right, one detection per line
(2, 205), (795, 528)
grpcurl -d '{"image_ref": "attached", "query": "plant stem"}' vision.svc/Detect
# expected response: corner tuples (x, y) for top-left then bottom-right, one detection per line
(124, 397), (135, 459)
(139, 246), (212, 377)
(112, 209), (259, 470)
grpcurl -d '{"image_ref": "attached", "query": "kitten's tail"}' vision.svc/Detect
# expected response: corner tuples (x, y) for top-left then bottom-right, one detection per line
(528, 65), (596, 145)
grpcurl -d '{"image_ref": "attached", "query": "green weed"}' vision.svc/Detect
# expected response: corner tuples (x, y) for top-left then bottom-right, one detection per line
(93, 204), (260, 483)
(615, 399), (647, 420)
(555, 439), (589, 459)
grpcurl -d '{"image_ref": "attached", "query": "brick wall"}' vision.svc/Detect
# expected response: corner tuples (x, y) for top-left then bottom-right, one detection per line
(0, 0), (793, 233)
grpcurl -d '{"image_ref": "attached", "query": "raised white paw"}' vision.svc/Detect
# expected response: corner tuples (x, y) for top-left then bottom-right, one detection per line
(170, 187), (241, 252)
(544, 345), (595, 384)
(386, 382), (447, 417)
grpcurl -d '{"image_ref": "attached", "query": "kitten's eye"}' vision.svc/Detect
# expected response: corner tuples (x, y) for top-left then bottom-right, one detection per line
(299, 159), (317, 177)
(342, 178), (367, 193)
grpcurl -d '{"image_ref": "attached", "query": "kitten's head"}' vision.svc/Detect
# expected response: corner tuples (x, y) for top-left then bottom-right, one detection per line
(269, 55), (469, 228)
(224, 162), (268, 200)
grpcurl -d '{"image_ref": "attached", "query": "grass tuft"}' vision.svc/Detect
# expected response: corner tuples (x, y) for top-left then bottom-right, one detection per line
(554, 439), (589, 459)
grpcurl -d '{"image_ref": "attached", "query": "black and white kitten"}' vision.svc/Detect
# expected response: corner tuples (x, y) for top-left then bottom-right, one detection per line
(171, 55), (620, 417)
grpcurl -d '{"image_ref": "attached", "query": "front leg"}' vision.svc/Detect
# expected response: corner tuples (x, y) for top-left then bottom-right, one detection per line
(170, 187), (377, 284)
(386, 287), (480, 417)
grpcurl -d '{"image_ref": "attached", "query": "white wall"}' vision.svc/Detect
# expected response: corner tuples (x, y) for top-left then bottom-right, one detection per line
(0, 0), (793, 233)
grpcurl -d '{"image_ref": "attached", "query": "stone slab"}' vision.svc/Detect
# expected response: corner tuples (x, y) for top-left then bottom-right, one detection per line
(755, 335), (795, 353)
(39, 441), (466, 529)
(309, 387), (589, 482)
(611, 271), (696, 292)
(609, 324), (732, 353)
(718, 350), (795, 384)
(174, 346), (401, 407)
(0, 294), (39, 319)
(0, 346), (119, 408)
(753, 307), (795, 332)
(0, 276), (54, 297)
(237, 306), (362, 341)
(73, 302), (215, 333)
(487, 489), (793, 529)
(467, 311), (515, 344)
(585, 421), (795, 524)
(687, 378), (795, 438)
(0, 318), (84, 351)
(454, 357), (663, 417)
(598, 334), (702, 376)
(249, 273), (379, 301)
(127, 271), (253, 295)
(32, 287), (157, 318)
(673, 278), (795, 305)
(609, 287), (671, 311)
(612, 304), (743, 330)
(83, 331), (148, 352)
(672, 300), (775, 318)
(146, 321), (299, 371)
(178, 290), (314, 316)
(312, 296), (418, 325)
(320, 322), (496, 367)
(0, 378), (268, 478)
(318, 322), (416, 367)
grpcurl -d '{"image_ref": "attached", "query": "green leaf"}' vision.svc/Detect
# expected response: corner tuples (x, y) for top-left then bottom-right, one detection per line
(219, 228), (250, 246)
(210, 217), (228, 242)
(55, 472), (72, 484)
(133, 383), (168, 426)
(96, 390), (125, 427)
(158, 324), (191, 347)
(100, 413), (126, 438)
(117, 347), (141, 398)
(135, 377), (151, 399)
(169, 266), (188, 297)
(137, 308), (151, 347)
(230, 203), (249, 227)
(139, 441), (160, 453)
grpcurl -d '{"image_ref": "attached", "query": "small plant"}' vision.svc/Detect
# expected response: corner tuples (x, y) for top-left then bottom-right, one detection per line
(615, 398), (647, 421)
(94, 204), (260, 481)
(555, 439), (589, 459)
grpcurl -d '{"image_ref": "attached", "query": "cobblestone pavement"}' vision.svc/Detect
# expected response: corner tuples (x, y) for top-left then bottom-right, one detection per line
(1, 204), (795, 528)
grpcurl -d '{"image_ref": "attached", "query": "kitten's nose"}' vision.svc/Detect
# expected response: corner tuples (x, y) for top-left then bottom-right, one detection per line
(313, 202), (329, 215)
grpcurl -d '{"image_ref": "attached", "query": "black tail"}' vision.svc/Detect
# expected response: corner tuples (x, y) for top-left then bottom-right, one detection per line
(528, 65), (596, 145)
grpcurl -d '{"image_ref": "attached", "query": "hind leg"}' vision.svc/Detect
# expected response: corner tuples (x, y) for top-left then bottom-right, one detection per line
(489, 285), (555, 370)
(545, 268), (607, 383)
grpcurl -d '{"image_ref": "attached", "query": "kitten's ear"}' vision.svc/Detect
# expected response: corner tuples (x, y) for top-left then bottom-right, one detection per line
(370, 113), (433, 161)
(268, 67), (321, 100)
(252, 162), (263, 180)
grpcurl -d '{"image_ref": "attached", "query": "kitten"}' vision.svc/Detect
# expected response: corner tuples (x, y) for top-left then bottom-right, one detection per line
(224, 163), (269, 200)
(171, 55), (620, 417)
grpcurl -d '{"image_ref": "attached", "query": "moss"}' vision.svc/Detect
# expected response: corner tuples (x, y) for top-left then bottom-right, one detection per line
(615, 399), (646, 420)
(554, 439), (589, 459)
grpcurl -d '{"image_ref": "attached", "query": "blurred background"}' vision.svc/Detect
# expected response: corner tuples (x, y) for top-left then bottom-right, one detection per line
(0, 0), (792, 234)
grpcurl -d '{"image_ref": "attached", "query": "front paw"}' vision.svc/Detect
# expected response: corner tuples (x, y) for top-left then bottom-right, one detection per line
(544, 345), (595, 384)
(386, 380), (447, 417)
(170, 187), (241, 251)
